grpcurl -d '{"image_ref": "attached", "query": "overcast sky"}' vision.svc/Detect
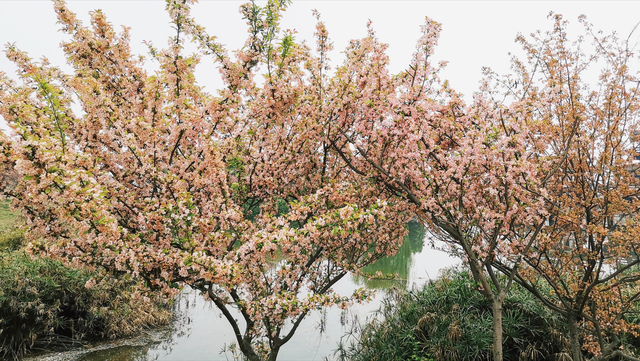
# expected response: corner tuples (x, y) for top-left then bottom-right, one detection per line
(0, 1), (639, 106)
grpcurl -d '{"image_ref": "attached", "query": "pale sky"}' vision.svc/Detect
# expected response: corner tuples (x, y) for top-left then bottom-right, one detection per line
(0, 1), (639, 107)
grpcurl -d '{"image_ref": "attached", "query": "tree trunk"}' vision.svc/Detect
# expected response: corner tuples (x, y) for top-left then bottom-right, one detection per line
(268, 346), (281, 361)
(240, 345), (261, 361)
(568, 315), (583, 361)
(492, 296), (504, 361)
(235, 336), (261, 361)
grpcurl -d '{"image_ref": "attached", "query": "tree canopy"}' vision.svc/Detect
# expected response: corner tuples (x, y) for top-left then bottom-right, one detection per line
(1, 1), (640, 361)
(0, 1), (408, 360)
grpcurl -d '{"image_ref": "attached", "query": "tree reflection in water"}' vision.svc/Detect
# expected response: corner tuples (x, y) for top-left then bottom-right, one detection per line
(78, 346), (150, 361)
(355, 221), (426, 290)
(75, 221), (432, 361)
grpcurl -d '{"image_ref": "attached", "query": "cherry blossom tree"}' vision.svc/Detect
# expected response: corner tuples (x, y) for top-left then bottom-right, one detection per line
(489, 14), (640, 361)
(0, 1), (409, 360)
(326, 17), (548, 361)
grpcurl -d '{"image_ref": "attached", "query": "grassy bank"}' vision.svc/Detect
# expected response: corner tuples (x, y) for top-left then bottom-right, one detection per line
(0, 203), (171, 360)
(337, 268), (573, 361)
(338, 267), (640, 361)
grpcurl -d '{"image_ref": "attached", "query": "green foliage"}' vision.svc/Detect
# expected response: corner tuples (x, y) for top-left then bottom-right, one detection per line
(0, 251), (170, 360)
(0, 199), (169, 359)
(337, 268), (571, 361)
(0, 201), (24, 251)
(616, 287), (640, 355)
(0, 200), (18, 224)
(0, 226), (24, 251)
(357, 220), (425, 289)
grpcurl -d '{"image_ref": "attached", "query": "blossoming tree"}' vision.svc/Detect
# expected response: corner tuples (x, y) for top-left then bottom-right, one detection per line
(326, 16), (548, 361)
(491, 14), (640, 361)
(0, 1), (408, 360)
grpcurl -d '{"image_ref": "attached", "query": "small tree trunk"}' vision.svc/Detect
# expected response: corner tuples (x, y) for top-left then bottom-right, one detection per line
(268, 346), (281, 361)
(568, 315), (583, 361)
(492, 296), (504, 361)
(237, 338), (261, 361)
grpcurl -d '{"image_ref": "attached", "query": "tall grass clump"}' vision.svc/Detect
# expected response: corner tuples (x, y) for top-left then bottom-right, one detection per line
(0, 201), (23, 251)
(0, 225), (25, 251)
(337, 268), (572, 361)
(0, 250), (171, 360)
(0, 201), (18, 231)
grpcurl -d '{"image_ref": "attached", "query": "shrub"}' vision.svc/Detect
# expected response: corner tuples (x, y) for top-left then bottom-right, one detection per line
(0, 251), (171, 360)
(336, 268), (572, 361)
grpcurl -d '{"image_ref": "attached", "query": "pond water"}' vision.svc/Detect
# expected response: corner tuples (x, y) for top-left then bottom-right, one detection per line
(79, 223), (459, 361)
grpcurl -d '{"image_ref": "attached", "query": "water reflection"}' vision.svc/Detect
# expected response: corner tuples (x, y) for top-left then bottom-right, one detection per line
(78, 346), (150, 361)
(68, 222), (458, 361)
(354, 220), (426, 290)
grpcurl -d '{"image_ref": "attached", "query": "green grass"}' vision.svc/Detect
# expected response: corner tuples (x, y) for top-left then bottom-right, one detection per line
(0, 200), (171, 360)
(0, 200), (18, 229)
(0, 251), (172, 360)
(336, 268), (572, 361)
(0, 201), (23, 251)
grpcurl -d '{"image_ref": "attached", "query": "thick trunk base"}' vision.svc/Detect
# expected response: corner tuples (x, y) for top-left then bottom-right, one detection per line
(568, 316), (582, 361)
(492, 298), (504, 361)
